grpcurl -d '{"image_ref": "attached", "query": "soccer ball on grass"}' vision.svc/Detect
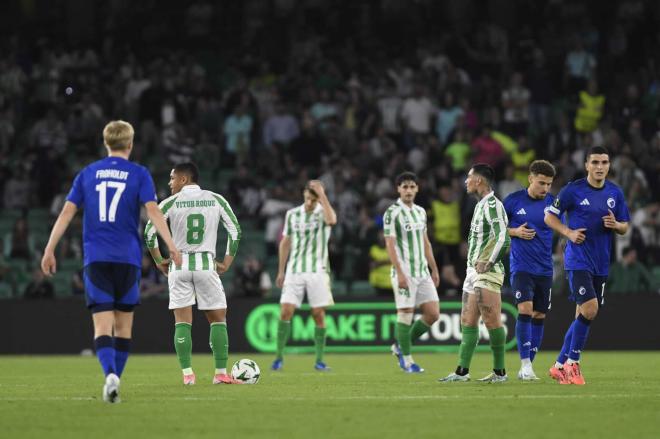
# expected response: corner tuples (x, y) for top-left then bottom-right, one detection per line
(231, 358), (261, 384)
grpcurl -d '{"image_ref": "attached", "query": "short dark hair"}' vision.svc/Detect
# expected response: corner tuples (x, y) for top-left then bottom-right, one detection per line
(173, 162), (199, 183)
(529, 160), (556, 177)
(586, 146), (609, 161)
(395, 171), (418, 186)
(471, 163), (495, 185)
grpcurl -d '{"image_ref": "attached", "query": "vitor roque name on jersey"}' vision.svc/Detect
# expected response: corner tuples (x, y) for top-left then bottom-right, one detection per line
(174, 199), (217, 208)
(95, 169), (129, 180)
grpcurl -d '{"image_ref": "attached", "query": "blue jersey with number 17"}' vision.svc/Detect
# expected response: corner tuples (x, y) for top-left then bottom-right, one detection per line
(66, 156), (157, 268)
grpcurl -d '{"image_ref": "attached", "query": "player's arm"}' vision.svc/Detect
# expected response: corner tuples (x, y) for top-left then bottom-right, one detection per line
(145, 201), (182, 266)
(384, 236), (407, 289)
(477, 203), (509, 273)
(215, 195), (242, 274)
(308, 180), (337, 226)
(423, 232), (440, 287)
(544, 188), (586, 244)
(543, 212), (586, 244)
(276, 235), (291, 288)
(602, 209), (628, 235)
(41, 201), (78, 275)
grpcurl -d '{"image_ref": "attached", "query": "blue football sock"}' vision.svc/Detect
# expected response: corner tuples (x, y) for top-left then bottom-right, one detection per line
(114, 337), (131, 377)
(556, 321), (575, 365)
(516, 314), (532, 360)
(568, 314), (592, 362)
(94, 335), (116, 377)
(529, 318), (545, 362)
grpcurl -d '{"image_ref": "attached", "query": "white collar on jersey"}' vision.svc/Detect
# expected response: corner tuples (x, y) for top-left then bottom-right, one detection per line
(299, 203), (323, 214)
(480, 191), (495, 202)
(180, 184), (201, 192)
(396, 198), (416, 210)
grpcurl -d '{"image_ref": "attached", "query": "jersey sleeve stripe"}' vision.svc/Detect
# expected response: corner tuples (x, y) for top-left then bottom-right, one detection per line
(212, 194), (241, 257)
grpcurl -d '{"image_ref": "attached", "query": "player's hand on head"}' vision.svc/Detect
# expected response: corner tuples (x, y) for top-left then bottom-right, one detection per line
(308, 180), (325, 195)
(602, 209), (618, 229)
(40, 252), (56, 276)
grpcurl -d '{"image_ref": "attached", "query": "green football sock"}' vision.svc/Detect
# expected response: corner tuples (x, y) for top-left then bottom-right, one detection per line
(210, 322), (229, 370)
(396, 322), (412, 355)
(174, 322), (192, 370)
(411, 319), (430, 341)
(489, 326), (506, 371)
(458, 325), (479, 369)
(276, 320), (291, 360)
(314, 327), (327, 363)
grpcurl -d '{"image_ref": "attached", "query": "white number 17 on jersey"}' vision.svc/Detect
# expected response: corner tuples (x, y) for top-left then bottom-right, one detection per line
(95, 181), (126, 222)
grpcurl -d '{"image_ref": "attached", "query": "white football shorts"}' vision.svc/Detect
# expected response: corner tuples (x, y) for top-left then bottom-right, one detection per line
(391, 273), (439, 309)
(168, 270), (227, 310)
(280, 272), (334, 308)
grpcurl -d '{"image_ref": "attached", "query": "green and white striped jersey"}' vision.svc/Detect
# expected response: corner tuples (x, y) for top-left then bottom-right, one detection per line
(467, 191), (510, 273)
(144, 185), (241, 271)
(283, 203), (331, 274)
(383, 199), (430, 278)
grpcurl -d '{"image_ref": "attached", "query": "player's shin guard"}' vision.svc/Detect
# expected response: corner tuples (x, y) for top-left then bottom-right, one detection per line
(276, 320), (291, 360)
(530, 318), (545, 362)
(94, 335), (116, 377)
(556, 321), (575, 365)
(568, 314), (591, 362)
(410, 319), (431, 342)
(396, 322), (412, 356)
(458, 326), (478, 369)
(489, 326), (506, 371)
(113, 337), (131, 377)
(210, 322), (228, 370)
(314, 327), (327, 363)
(516, 314), (532, 361)
(174, 322), (193, 370)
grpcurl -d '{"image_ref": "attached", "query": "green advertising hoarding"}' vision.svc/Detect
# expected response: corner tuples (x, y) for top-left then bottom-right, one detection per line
(245, 301), (518, 353)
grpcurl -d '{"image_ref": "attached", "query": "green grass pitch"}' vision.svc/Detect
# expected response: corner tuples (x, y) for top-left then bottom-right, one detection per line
(1, 352), (659, 439)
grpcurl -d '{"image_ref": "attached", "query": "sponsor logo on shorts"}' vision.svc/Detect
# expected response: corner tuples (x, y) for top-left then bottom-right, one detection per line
(515, 290), (522, 299)
(578, 286), (586, 295)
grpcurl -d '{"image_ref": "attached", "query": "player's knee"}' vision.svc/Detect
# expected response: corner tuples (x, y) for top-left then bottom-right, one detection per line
(517, 302), (533, 315)
(311, 308), (325, 325)
(580, 307), (598, 320)
(423, 310), (440, 325)
(397, 311), (414, 325)
(280, 307), (294, 321)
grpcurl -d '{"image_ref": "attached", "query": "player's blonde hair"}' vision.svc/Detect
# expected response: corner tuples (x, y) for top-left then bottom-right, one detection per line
(103, 120), (134, 151)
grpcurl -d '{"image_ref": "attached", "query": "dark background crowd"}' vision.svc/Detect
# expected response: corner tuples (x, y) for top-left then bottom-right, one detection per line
(1, 0), (659, 300)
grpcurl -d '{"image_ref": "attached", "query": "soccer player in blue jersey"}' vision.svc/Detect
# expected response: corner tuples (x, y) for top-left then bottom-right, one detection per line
(544, 146), (629, 385)
(41, 120), (182, 402)
(503, 160), (556, 381)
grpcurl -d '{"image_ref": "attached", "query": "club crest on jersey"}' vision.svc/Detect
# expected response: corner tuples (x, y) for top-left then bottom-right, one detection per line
(607, 197), (616, 208)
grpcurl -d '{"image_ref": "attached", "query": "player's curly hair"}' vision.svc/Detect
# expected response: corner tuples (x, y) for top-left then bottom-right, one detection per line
(529, 160), (556, 177)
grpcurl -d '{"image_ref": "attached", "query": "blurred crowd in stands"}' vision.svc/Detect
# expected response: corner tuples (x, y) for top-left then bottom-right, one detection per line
(1, 0), (659, 298)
